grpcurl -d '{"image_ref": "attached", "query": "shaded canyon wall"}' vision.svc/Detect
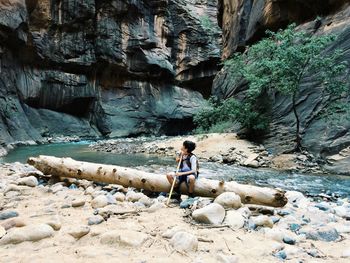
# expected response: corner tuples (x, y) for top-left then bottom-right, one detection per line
(0, 0), (221, 153)
(214, 0), (350, 174)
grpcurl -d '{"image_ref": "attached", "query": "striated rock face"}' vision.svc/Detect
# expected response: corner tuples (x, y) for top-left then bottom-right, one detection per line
(0, 0), (221, 151)
(214, 1), (350, 174)
(217, 0), (349, 59)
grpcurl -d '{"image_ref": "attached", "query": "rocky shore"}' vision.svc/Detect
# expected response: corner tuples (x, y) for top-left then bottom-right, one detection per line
(1, 160), (350, 262)
(90, 133), (325, 174)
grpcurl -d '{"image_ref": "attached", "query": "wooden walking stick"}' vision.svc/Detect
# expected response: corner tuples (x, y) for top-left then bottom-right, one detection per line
(167, 152), (183, 205)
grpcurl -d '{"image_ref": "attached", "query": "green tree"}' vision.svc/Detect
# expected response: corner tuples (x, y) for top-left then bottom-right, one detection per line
(199, 24), (349, 151)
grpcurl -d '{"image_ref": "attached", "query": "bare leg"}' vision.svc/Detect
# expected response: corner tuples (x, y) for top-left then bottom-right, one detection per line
(166, 173), (178, 188)
(187, 175), (195, 196)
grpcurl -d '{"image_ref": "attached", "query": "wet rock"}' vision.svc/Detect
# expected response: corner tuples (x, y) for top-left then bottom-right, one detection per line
(170, 231), (198, 252)
(192, 203), (225, 225)
(283, 236), (296, 245)
(289, 223), (301, 232)
(274, 250), (287, 260)
(314, 202), (332, 211)
(67, 225), (90, 239)
(91, 195), (108, 209)
(0, 224), (54, 245)
(88, 215), (104, 225)
(113, 192), (125, 202)
(100, 230), (148, 247)
(224, 210), (245, 229)
(300, 226), (340, 242)
(17, 176), (38, 187)
(209, 155), (223, 163)
(0, 210), (18, 220)
(214, 192), (242, 209)
(46, 215), (62, 231)
(72, 199), (86, 207)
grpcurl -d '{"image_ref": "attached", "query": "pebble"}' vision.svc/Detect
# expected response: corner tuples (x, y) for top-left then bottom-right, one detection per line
(162, 226), (187, 239)
(192, 203), (226, 225)
(100, 230), (148, 247)
(148, 202), (166, 213)
(72, 199), (86, 207)
(170, 231), (198, 252)
(67, 225), (90, 239)
(0, 217), (26, 230)
(0, 210), (19, 220)
(250, 215), (274, 229)
(126, 191), (147, 202)
(282, 236), (296, 245)
(46, 215), (62, 231)
(274, 250), (287, 260)
(88, 215), (104, 225)
(0, 224), (54, 245)
(91, 195), (109, 209)
(51, 184), (64, 194)
(17, 176), (38, 187)
(300, 226), (340, 242)
(114, 192), (125, 202)
(214, 192), (242, 209)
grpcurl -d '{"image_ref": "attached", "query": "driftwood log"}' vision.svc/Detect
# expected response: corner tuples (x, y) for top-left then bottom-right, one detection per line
(27, 155), (287, 207)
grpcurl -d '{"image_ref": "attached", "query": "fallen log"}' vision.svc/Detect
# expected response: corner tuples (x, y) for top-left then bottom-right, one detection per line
(27, 155), (287, 207)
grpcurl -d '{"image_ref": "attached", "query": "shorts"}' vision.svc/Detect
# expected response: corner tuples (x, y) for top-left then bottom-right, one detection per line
(171, 167), (197, 185)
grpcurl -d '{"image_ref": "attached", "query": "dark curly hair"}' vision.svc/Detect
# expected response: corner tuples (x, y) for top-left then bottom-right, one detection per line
(183, 140), (196, 153)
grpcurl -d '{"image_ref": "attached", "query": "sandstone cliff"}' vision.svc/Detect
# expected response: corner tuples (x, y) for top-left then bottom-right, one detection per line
(0, 0), (221, 152)
(214, 0), (350, 174)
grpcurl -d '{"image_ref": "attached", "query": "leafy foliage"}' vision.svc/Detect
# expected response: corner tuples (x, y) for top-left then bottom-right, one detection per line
(195, 24), (349, 149)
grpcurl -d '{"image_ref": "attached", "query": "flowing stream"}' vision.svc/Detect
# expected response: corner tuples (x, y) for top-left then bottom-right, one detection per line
(1, 142), (350, 198)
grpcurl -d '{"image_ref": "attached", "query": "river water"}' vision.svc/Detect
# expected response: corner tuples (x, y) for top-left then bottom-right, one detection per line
(1, 142), (350, 198)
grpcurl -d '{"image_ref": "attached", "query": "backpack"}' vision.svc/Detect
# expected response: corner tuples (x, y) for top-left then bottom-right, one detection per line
(181, 153), (199, 177)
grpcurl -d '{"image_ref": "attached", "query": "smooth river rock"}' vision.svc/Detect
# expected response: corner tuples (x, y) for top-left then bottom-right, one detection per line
(214, 192), (242, 209)
(170, 231), (198, 252)
(0, 224), (54, 245)
(192, 203), (225, 225)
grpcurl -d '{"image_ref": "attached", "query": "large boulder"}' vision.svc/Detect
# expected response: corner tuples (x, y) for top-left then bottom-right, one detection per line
(192, 203), (226, 225)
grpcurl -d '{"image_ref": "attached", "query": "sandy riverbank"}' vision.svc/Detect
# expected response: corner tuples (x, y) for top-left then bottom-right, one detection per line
(0, 162), (350, 262)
